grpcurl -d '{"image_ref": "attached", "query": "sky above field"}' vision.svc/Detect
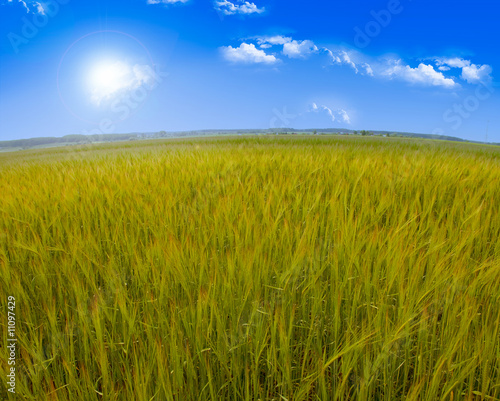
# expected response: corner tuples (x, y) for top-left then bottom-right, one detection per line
(0, 0), (499, 142)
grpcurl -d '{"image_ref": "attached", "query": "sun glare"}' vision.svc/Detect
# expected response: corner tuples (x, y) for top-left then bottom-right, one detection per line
(88, 60), (132, 104)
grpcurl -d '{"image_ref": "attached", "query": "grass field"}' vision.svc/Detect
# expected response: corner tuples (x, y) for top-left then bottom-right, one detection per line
(1, 135), (499, 400)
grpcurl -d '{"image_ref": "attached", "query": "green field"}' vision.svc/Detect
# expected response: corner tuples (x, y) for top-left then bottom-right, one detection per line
(1, 136), (499, 400)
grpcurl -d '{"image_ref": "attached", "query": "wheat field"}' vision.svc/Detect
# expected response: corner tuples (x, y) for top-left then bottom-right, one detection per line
(1, 135), (499, 400)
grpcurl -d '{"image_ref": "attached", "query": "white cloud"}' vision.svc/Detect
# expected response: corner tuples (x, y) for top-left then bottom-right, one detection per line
(461, 64), (493, 84)
(34, 1), (43, 14)
(147, 0), (189, 4)
(436, 57), (470, 69)
(331, 50), (359, 73)
(89, 62), (159, 106)
(220, 43), (278, 64)
(327, 49), (377, 76)
(362, 62), (374, 76)
(310, 102), (335, 121)
(19, 0), (29, 12)
(382, 60), (457, 88)
(338, 109), (351, 124)
(257, 36), (319, 59)
(222, 36), (491, 90)
(2, 0), (45, 14)
(435, 57), (493, 84)
(324, 49), (493, 88)
(257, 35), (292, 46)
(215, 0), (264, 15)
(324, 49), (463, 88)
(308, 103), (350, 124)
(282, 40), (318, 59)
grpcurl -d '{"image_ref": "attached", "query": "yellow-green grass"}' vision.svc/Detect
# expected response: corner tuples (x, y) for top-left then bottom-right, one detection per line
(1, 136), (499, 400)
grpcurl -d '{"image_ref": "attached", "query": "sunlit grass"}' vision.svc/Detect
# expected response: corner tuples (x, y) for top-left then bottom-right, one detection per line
(1, 136), (499, 400)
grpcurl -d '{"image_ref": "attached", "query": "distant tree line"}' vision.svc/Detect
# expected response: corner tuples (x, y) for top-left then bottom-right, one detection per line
(0, 134), (138, 149)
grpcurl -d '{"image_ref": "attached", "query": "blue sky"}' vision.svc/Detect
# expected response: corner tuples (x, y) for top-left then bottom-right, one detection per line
(0, 0), (499, 142)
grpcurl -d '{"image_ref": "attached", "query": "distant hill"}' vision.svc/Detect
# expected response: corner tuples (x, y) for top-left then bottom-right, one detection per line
(0, 129), (498, 151)
(0, 134), (139, 150)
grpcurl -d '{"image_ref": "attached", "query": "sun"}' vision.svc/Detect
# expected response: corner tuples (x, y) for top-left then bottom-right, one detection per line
(90, 62), (126, 88)
(88, 60), (132, 104)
